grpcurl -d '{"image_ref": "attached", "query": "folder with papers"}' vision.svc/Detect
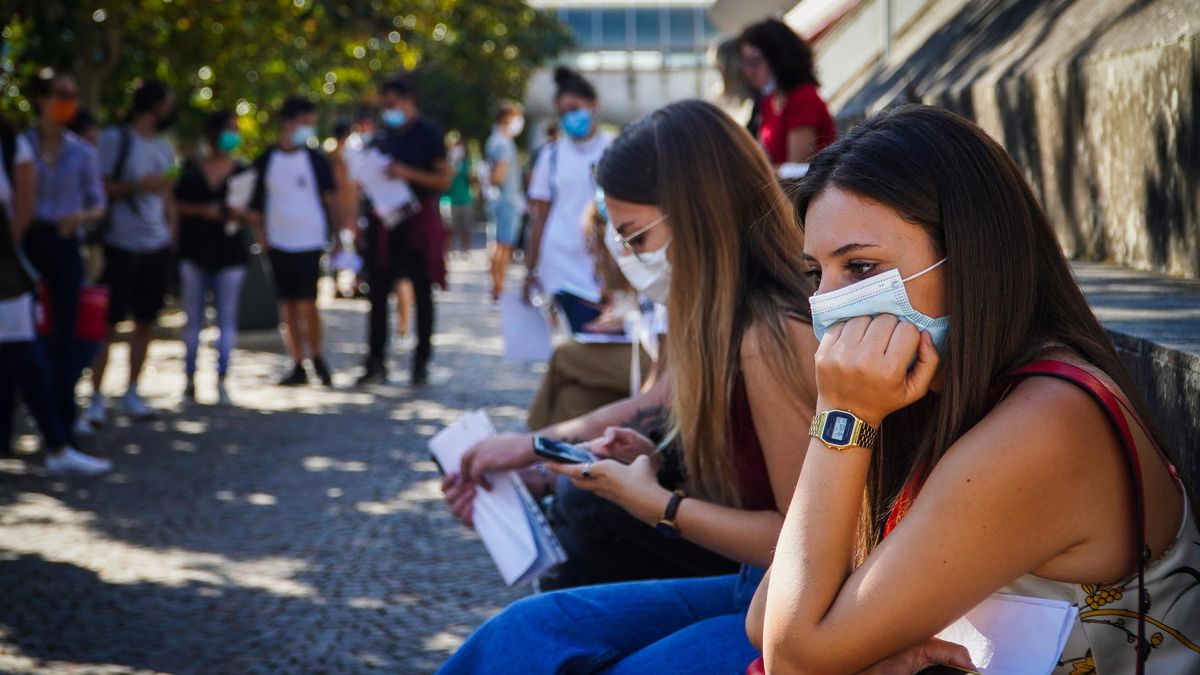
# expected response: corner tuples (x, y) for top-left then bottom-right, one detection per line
(428, 410), (565, 586)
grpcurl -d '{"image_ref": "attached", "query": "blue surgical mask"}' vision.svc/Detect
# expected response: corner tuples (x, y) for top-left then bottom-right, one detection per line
(216, 130), (242, 153)
(809, 258), (950, 354)
(291, 125), (315, 147)
(381, 108), (407, 128)
(561, 108), (593, 139)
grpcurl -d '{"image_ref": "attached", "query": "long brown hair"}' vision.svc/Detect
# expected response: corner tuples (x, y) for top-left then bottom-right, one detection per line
(597, 99), (814, 507)
(791, 104), (1172, 550)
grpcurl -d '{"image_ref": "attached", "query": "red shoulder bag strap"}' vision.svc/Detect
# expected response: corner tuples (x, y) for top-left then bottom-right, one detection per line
(1002, 359), (1149, 674)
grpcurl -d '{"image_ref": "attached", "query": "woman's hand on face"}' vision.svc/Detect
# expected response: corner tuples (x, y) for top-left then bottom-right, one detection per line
(546, 454), (668, 523)
(859, 638), (975, 675)
(582, 426), (656, 464)
(814, 315), (939, 426)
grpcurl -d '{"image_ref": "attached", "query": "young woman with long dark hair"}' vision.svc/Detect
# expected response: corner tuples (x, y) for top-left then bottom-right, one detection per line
(439, 99), (818, 673)
(738, 18), (836, 166)
(748, 105), (1199, 674)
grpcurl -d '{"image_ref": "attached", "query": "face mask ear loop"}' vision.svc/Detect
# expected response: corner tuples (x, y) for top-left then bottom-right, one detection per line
(902, 257), (948, 283)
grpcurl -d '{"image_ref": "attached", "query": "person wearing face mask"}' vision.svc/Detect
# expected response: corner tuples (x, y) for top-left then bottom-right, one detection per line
(438, 99), (822, 673)
(83, 79), (178, 427)
(484, 100), (525, 300)
(1, 102), (111, 477)
(745, 105), (1200, 675)
(173, 110), (251, 405)
(523, 67), (610, 311)
(20, 71), (108, 447)
(738, 18), (836, 168)
(351, 76), (451, 386)
(245, 97), (340, 388)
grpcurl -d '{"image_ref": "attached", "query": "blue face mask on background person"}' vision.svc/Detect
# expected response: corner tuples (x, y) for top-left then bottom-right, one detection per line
(381, 108), (407, 128)
(809, 258), (950, 355)
(216, 129), (242, 153)
(291, 125), (315, 147)
(561, 108), (593, 139)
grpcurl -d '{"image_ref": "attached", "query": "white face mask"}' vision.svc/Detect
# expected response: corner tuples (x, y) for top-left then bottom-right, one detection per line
(809, 258), (950, 354)
(507, 115), (525, 137)
(605, 221), (671, 304)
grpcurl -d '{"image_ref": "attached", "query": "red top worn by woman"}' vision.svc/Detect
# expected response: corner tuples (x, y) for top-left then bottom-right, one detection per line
(758, 83), (837, 165)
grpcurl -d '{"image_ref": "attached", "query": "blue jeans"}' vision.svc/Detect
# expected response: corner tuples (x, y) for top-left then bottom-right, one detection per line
(438, 565), (764, 674)
(0, 339), (70, 450)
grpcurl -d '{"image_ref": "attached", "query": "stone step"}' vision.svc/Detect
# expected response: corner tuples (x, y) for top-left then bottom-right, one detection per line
(1074, 262), (1200, 503)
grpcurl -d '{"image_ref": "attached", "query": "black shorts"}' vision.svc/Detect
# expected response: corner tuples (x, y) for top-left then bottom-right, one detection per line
(268, 249), (322, 301)
(102, 245), (171, 325)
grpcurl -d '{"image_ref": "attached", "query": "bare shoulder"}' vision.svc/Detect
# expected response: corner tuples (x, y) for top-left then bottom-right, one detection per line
(949, 374), (1115, 473)
(740, 314), (817, 362)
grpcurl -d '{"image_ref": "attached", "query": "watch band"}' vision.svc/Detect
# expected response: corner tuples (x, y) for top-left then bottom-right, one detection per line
(809, 410), (880, 451)
(656, 489), (686, 538)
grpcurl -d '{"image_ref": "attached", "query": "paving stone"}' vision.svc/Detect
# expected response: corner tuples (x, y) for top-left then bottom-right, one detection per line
(0, 252), (534, 673)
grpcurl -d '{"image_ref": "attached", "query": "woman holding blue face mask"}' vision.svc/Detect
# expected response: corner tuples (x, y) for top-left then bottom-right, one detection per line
(523, 67), (611, 311)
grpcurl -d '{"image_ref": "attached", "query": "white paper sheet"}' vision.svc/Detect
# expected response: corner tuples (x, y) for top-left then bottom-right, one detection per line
(225, 169), (258, 210)
(428, 411), (564, 586)
(500, 292), (553, 362)
(350, 149), (417, 222)
(935, 593), (1078, 675)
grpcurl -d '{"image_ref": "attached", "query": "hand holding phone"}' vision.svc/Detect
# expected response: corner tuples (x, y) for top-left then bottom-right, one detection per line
(532, 436), (595, 464)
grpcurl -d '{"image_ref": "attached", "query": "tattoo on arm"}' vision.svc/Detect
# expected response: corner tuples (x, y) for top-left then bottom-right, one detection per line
(620, 405), (670, 442)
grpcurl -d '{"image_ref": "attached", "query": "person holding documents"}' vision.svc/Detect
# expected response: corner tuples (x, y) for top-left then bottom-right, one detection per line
(354, 77), (450, 386)
(173, 110), (251, 405)
(247, 97), (339, 388)
(746, 106), (1200, 674)
(440, 100), (821, 673)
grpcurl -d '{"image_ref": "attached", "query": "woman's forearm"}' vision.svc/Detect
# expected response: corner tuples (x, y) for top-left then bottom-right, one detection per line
(668, 498), (784, 569)
(763, 435), (870, 669)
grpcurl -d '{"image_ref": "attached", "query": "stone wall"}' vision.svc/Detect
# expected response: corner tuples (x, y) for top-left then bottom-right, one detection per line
(832, 0), (1200, 278)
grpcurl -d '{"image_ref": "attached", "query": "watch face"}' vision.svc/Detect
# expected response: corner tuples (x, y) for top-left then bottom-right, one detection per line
(822, 411), (856, 445)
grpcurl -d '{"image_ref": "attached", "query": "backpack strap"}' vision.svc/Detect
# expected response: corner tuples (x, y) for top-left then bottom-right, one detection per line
(1001, 359), (1150, 674)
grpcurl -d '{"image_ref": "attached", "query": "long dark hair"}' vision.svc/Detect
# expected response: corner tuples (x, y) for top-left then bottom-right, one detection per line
(791, 104), (1171, 549)
(738, 18), (819, 91)
(597, 100), (813, 507)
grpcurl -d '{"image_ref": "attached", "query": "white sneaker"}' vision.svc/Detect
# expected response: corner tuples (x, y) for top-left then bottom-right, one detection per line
(72, 416), (96, 437)
(217, 383), (232, 406)
(46, 447), (112, 477)
(82, 395), (107, 427)
(120, 391), (156, 420)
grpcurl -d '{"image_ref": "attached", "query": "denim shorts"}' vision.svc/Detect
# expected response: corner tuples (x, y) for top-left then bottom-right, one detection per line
(491, 200), (521, 246)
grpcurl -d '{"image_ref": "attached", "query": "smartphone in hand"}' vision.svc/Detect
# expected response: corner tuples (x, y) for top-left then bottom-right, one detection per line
(532, 436), (595, 464)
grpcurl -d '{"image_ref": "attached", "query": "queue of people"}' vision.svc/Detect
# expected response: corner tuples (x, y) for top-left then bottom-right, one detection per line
(437, 17), (1199, 675)
(1, 69), (474, 476)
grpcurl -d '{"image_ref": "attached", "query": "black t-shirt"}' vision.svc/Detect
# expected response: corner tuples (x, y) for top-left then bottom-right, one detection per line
(174, 158), (251, 270)
(372, 117), (446, 201)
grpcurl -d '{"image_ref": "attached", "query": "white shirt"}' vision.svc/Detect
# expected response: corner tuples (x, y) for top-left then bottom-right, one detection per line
(0, 134), (33, 214)
(527, 132), (612, 299)
(265, 149), (328, 252)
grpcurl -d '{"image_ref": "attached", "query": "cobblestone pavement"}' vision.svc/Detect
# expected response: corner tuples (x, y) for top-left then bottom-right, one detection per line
(0, 251), (541, 674)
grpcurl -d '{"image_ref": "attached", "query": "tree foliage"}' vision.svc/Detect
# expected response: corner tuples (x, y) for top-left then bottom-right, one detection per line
(2, 0), (571, 150)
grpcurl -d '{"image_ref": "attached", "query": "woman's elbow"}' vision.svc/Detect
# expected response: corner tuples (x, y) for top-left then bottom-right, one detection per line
(763, 627), (839, 674)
